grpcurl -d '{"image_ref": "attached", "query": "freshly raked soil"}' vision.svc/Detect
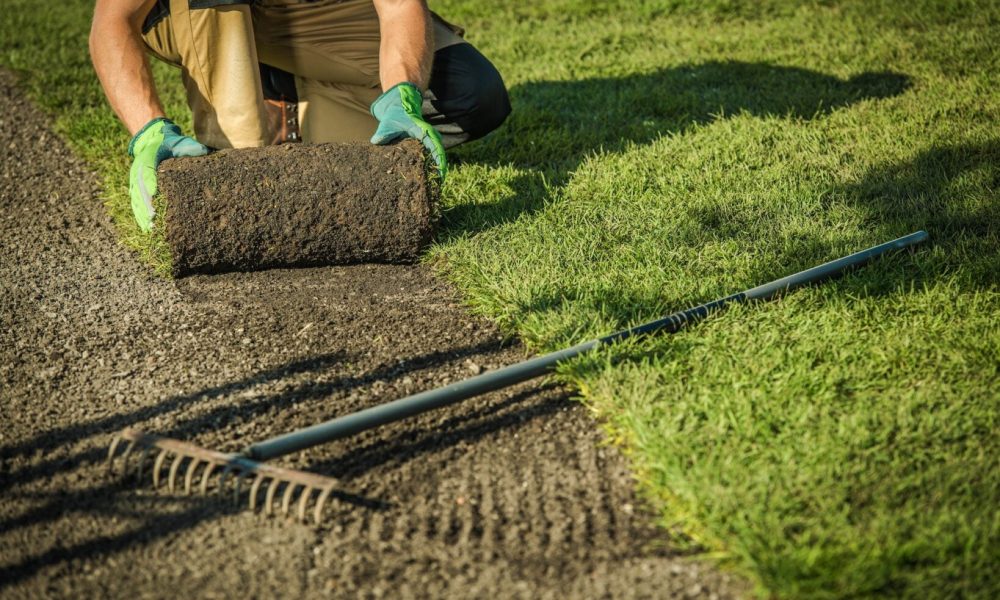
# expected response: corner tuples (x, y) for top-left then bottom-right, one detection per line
(160, 140), (436, 277)
(0, 70), (747, 599)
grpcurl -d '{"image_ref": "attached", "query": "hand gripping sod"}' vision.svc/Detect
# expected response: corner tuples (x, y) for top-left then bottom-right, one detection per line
(108, 231), (928, 522)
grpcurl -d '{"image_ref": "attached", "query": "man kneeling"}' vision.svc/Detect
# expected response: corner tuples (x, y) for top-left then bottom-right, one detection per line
(90, 0), (512, 231)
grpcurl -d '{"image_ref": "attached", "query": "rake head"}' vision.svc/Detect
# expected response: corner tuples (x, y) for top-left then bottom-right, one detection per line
(107, 428), (338, 523)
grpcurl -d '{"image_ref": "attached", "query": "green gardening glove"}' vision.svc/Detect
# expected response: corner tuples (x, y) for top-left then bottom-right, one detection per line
(128, 117), (208, 232)
(370, 82), (447, 180)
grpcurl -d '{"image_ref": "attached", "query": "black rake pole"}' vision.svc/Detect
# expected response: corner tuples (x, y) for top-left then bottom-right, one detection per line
(245, 230), (929, 461)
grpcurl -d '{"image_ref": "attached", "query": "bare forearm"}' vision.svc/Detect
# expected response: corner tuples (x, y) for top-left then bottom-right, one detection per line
(373, 0), (433, 90)
(90, 0), (163, 136)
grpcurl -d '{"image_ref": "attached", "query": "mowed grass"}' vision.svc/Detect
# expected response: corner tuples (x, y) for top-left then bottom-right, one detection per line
(2, 1), (998, 597)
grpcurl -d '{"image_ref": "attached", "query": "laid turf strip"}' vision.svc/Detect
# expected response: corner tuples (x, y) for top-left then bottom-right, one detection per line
(159, 141), (437, 276)
(434, 2), (999, 598)
(2, 0), (998, 598)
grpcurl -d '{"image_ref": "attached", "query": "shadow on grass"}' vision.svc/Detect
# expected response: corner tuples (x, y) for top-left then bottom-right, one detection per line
(505, 140), (999, 347)
(837, 140), (1000, 292)
(444, 60), (911, 235)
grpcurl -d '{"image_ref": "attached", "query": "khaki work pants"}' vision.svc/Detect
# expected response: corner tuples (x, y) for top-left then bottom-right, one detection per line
(142, 0), (464, 149)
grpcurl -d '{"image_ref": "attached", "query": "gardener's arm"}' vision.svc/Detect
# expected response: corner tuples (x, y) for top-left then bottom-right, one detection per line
(89, 0), (207, 233)
(369, 0), (447, 176)
(90, 0), (163, 135)
(372, 0), (433, 90)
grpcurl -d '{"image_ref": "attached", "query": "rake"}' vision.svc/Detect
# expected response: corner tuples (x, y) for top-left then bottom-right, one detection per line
(108, 231), (928, 522)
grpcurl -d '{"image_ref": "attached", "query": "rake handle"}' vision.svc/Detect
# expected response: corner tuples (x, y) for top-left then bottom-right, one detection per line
(246, 230), (928, 461)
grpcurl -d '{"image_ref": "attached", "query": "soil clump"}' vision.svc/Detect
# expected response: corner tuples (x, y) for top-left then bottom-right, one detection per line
(0, 70), (747, 599)
(159, 141), (436, 276)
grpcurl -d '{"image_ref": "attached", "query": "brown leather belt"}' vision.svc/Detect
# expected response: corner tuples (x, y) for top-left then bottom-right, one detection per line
(264, 99), (300, 145)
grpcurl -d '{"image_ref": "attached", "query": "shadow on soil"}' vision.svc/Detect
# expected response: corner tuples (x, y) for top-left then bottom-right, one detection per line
(0, 340), (568, 589)
(0, 490), (244, 590)
(312, 385), (568, 478)
(1, 353), (346, 464)
(444, 60), (911, 235)
(0, 339), (504, 486)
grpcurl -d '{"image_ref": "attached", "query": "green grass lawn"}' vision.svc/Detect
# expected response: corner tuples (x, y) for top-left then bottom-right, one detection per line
(3, 1), (998, 597)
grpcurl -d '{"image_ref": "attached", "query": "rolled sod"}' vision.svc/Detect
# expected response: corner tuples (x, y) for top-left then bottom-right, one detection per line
(157, 140), (438, 277)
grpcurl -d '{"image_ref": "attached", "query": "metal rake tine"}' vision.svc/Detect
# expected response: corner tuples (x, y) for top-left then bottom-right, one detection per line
(265, 478), (281, 516)
(249, 475), (265, 512)
(152, 449), (170, 488)
(118, 440), (138, 478)
(233, 471), (249, 505)
(280, 483), (300, 517)
(167, 454), (185, 492)
(183, 458), (202, 494)
(314, 485), (335, 523)
(297, 487), (313, 523)
(199, 463), (218, 495)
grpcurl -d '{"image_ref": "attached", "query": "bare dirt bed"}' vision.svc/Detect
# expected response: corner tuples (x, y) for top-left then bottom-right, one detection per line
(0, 70), (747, 599)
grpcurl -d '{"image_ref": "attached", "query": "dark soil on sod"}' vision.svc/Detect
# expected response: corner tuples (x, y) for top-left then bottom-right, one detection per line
(0, 70), (748, 598)
(160, 140), (436, 276)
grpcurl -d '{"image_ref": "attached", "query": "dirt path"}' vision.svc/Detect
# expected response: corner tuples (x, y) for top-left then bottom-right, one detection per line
(0, 71), (746, 599)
